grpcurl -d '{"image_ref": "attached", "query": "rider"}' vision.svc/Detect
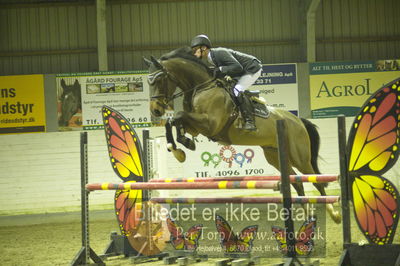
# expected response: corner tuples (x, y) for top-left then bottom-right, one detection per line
(190, 34), (262, 131)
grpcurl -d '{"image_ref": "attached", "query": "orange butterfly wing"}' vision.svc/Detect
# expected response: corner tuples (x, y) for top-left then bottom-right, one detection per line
(272, 217), (316, 256)
(347, 78), (400, 244)
(295, 218), (316, 256)
(103, 106), (144, 181)
(166, 216), (185, 250)
(185, 224), (203, 250)
(102, 106), (144, 235)
(166, 216), (202, 250)
(114, 185), (142, 236)
(215, 214), (258, 253)
(271, 226), (287, 254)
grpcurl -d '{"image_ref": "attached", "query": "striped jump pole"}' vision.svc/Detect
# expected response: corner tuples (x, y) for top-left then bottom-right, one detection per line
(150, 195), (340, 204)
(86, 180), (280, 191)
(149, 174), (338, 183)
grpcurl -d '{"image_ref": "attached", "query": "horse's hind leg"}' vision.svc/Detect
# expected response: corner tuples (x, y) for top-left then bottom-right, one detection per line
(262, 147), (305, 198)
(262, 147), (317, 221)
(295, 160), (342, 224)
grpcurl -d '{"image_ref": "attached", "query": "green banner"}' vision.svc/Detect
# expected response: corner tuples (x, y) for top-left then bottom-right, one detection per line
(310, 60), (400, 118)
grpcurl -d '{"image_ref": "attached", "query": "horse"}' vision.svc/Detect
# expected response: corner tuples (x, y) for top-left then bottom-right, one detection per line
(144, 47), (341, 223)
(58, 79), (82, 127)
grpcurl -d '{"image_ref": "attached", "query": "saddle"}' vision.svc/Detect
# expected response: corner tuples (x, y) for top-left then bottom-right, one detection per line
(217, 78), (270, 119)
(243, 90), (270, 119)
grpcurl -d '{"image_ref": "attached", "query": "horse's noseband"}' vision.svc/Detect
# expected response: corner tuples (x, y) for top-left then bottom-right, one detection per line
(148, 70), (165, 86)
(148, 69), (169, 101)
(148, 68), (182, 105)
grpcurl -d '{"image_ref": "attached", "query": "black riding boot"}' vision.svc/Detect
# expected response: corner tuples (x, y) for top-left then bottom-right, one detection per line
(237, 92), (256, 131)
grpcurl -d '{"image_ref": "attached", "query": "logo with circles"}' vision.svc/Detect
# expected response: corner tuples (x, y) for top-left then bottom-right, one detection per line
(201, 146), (255, 168)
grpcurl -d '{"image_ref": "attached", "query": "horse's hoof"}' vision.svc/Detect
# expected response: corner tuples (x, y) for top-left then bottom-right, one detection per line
(327, 204), (342, 224)
(332, 212), (342, 224)
(172, 149), (186, 162)
(166, 143), (174, 152)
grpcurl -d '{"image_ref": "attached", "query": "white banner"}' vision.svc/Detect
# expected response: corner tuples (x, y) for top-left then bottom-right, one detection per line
(252, 63), (298, 115)
(182, 135), (279, 178)
(80, 72), (150, 129)
(56, 71), (151, 131)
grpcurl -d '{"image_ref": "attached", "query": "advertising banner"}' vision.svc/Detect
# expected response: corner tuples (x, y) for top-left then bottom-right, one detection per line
(56, 71), (151, 130)
(310, 60), (400, 118)
(0, 75), (46, 134)
(252, 64), (298, 115)
(182, 135), (279, 179)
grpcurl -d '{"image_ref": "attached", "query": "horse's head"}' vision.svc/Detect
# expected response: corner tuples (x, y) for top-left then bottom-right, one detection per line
(145, 48), (213, 117)
(144, 56), (178, 117)
(58, 79), (81, 126)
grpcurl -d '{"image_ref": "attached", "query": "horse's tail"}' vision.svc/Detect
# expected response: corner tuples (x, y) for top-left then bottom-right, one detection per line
(301, 118), (323, 176)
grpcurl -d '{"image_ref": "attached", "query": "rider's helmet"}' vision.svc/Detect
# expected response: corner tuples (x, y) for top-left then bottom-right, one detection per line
(190, 34), (212, 48)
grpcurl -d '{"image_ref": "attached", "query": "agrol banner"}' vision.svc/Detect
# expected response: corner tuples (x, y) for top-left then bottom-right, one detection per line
(310, 60), (400, 118)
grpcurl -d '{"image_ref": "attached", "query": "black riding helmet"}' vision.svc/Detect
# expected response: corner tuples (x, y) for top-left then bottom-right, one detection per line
(191, 34), (212, 48)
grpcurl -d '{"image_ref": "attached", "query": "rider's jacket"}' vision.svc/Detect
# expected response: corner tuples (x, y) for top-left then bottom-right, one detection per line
(209, 47), (262, 78)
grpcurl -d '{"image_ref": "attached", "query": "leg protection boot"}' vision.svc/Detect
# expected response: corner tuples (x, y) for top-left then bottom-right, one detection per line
(237, 92), (256, 131)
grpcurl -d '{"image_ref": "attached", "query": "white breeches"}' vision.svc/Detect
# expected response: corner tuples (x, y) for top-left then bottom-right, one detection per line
(233, 68), (262, 96)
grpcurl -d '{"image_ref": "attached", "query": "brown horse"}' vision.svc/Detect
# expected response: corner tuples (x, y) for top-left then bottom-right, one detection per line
(144, 47), (341, 223)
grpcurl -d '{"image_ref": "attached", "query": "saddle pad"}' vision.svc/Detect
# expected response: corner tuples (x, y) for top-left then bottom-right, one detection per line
(252, 101), (269, 119)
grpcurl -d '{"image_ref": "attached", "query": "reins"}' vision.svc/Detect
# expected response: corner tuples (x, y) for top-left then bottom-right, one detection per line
(150, 67), (217, 106)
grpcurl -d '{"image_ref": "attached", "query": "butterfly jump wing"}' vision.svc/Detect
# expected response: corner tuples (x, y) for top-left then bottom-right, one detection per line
(271, 226), (287, 254)
(166, 216), (203, 250)
(215, 214), (239, 252)
(184, 224), (203, 250)
(166, 216), (185, 250)
(347, 79), (400, 244)
(272, 217), (316, 256)
(237, 225), (258, 253)
(102, 106), (145, 235)
(352, 175), (398, 244)
(295, 218), (316, 256)
(102, 106), (144, 181)
(115, 185), (143, 235)
(216, 214), (258, 253)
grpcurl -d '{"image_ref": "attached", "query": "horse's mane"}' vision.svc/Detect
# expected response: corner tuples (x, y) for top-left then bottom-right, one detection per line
(160, 47), (212, 74)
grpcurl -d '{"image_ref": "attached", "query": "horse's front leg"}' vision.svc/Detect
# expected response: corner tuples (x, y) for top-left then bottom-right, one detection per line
(171, 111), (213, 150)
(165, 118), (186, 162)
(171, 117), (196, 151)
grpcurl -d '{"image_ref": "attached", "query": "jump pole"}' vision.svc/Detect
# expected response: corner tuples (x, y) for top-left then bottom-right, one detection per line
(337, 115), (351, 245)
(149, 175), (338, 183)
(86, 180), (280, 191)
(276, 119), (299, 264)
(150, 196), (340, 204)
(71, 132), (105, 266)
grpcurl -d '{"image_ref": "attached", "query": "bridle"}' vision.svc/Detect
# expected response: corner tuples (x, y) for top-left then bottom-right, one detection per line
(148, 64), (216, 107)
(148, 68), (183, 107)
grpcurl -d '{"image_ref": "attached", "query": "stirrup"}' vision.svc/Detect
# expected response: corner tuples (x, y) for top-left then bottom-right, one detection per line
(243, 121), (257, 131)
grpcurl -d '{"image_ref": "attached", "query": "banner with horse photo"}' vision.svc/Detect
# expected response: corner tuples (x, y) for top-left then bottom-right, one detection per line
(56, 71), (151, 131)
